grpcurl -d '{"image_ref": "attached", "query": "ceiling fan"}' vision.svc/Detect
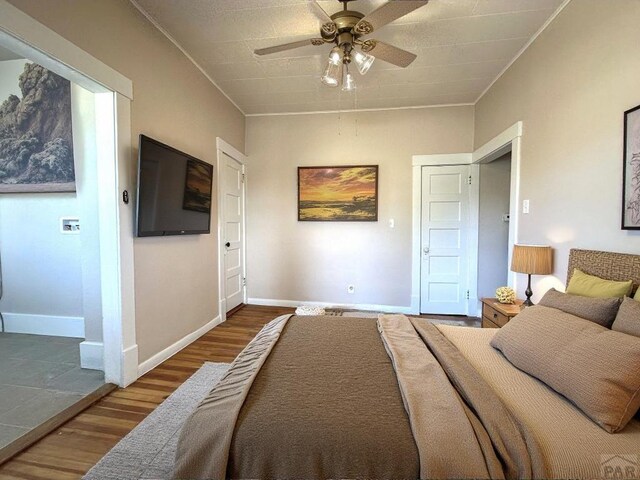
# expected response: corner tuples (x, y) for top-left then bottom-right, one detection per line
(254, 0), (429, 91)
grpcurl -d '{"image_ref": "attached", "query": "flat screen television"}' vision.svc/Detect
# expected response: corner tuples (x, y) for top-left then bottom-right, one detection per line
(136, 135), (213, 237)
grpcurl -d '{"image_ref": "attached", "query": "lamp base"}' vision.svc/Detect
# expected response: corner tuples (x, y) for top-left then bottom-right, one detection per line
(523, 273), (534, 307)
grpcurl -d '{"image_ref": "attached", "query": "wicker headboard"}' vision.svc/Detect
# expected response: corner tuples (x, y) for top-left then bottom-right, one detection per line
(567, 249), (640, 294)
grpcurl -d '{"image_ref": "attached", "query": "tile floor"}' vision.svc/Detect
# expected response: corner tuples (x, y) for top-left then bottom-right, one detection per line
(0, 333), (105, 450)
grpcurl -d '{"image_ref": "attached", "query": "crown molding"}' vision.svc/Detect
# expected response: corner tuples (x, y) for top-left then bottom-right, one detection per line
(129, 0), (245, 115)
(246, 102), (475, 117)
(474, 0), (572, 105)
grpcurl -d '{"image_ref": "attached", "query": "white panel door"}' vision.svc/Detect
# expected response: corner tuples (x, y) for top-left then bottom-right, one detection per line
(420, 165), (470, 314)
(222, 152), (245, 312)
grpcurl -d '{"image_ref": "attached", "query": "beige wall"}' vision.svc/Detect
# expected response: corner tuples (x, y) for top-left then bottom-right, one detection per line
(246, 106), (474, 308)
(475, 0), (640, 300)
(8, 0), (245, 361)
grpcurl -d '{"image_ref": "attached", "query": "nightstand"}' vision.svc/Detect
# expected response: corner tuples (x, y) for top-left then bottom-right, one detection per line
(481, 298), (523, 328)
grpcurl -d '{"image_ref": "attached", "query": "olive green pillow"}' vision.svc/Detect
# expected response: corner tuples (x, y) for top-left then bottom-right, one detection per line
(566, 269), (633, 298)
(612, 297), (640, 338)
(635, 287), (640, 301)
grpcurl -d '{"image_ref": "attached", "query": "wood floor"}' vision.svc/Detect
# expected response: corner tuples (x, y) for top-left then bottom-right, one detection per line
(0, 305), (294, 480)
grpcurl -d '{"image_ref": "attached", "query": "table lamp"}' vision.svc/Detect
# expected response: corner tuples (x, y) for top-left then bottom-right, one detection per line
(511, 244), (553, 306)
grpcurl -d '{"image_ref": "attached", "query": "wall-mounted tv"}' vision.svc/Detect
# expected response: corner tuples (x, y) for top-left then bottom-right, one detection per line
(136, 135), (213, 237)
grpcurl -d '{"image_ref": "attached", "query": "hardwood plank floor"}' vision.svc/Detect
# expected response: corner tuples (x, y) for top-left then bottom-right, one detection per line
(0, 305), (294, 480)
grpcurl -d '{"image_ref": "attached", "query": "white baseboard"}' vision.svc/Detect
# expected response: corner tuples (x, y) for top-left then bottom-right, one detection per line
(1, 312), (84, 337)
(247, 298), (413, 315)
(137, 315), (223, 378)
(122, 344), (139, 387)
(79, 341), (103, 371)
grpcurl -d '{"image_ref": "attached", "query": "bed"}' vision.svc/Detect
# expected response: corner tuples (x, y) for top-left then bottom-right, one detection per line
(173, 249), (640, 479)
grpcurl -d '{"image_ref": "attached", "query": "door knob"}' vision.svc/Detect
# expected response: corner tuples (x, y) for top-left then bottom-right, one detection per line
(225, 242), (230, 247)
(423, 247), (430, 255)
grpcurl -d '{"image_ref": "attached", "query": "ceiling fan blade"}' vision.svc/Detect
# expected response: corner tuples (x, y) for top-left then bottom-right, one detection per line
(354, 1), (429, 35)
(308, 0), (333, 23)
(308, 1), (338, 39)
(254, 38), (325, 56)
(362, 40), (417, 68)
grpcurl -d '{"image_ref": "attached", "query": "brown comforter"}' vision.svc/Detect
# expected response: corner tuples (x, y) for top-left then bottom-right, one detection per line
(174, 315), (535, 479)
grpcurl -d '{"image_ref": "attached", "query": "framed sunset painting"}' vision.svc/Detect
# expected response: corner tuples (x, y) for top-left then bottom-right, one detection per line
(298, 165), (378, 221)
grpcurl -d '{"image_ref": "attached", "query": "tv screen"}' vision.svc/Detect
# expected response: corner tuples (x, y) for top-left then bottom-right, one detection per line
(136, 135), (213, 237)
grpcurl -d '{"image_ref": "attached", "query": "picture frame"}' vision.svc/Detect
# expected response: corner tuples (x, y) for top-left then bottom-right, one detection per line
(298, 165), (378, 222)
(623, 104), (640, 230)
(0, 63), (76, 193)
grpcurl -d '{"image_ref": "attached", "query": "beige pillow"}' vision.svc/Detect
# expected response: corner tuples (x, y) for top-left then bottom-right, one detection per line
(538, 288), (621, 327)
(612, 297), (640, 338)
(566, 269), (633, 298)
(491, 305), (640, 433)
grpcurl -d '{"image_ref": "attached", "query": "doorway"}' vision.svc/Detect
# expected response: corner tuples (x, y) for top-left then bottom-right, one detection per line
(419, 165), (471, 314)
(217, 138), (247, 318)
(477, 152), (512, 299)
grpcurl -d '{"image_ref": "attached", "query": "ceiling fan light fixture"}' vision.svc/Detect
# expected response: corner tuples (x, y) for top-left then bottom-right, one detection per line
(342, 63), (356, 92)
(321, 48), (343, 87)
(328, 46), (342, 65)
(353, 50), (375, 75)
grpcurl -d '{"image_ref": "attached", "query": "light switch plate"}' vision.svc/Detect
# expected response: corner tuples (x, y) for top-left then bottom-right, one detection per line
(61, 217), (80, 234)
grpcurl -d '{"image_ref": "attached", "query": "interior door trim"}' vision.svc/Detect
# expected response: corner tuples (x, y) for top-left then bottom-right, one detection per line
(410, 121), (523, 317)
(216, 137), (247, 322)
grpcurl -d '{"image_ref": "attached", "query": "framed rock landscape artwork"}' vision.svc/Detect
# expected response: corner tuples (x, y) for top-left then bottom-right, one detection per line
(0, 62), (75, 193)
(298, 165), (378, 221)
(623, 104), (640, 229)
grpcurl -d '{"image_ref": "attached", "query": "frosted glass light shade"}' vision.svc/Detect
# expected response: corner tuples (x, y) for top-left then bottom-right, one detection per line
(342, 64), (356, 92)
(353, 50), (375, 75)
(321, 47), (342, 87)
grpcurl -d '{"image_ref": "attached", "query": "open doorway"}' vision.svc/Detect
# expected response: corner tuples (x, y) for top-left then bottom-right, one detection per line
(0, 4), (137, 459)
(0, 43), (109, 460)
(477, 152), (512, 298)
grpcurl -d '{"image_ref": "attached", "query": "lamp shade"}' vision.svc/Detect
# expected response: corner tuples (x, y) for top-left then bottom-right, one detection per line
(511, 245), (553, 275)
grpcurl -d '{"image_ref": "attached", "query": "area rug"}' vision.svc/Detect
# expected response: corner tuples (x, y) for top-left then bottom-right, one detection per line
(83, 362), (229, 480)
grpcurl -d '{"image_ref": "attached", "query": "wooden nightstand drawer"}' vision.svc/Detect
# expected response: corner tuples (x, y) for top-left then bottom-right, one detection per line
(482, 317), (500, 328)
(481, 298), (523, 328)
(482, 304), (509, 327)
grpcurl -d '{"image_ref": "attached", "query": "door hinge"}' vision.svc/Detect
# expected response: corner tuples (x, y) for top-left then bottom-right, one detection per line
(468, 175), (472, 185)
(466, 290), (470, 300)
(242, 277), (247, 287)
(241, 173), (245, 183)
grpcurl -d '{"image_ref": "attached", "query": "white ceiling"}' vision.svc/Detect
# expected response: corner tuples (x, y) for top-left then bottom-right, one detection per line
(134, 0), (565, 115)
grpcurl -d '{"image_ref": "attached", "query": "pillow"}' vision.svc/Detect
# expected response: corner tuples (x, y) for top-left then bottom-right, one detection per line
(612, 297), (640, 338)
(566, 269), (633, 298)
(491, 305), (640, 433)
(538, 288), (621, 328)
(635, 287), (640, 301)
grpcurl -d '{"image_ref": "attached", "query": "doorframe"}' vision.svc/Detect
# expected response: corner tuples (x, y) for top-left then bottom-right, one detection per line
(472, 121), (523, 296)
(216, 137), (247, 322)
(410, 154), (476, 315)
(0, 1), (138, 386)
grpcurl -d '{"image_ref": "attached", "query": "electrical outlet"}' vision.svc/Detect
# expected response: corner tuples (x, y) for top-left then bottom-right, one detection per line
(347, 285), (355, 294)
(522, 199), (530, 214)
